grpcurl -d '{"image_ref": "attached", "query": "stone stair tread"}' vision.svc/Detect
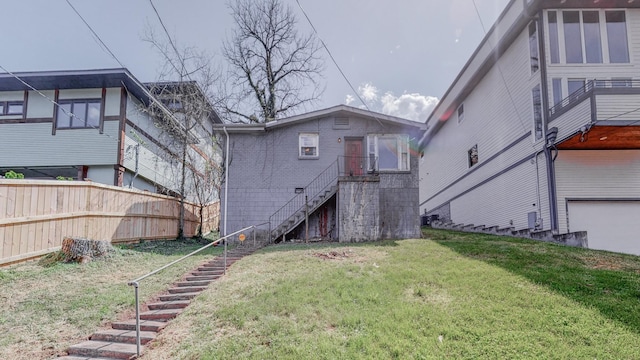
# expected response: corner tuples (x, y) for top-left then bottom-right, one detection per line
(159, 292), (200, 301)
(147, 300), (191, 310)
(168, 286), (207, 294)
(176, 280), (212, 287)
(139, 308), (183, 321)
(186, 275), (220, 281)
(91, 329), (156, 344)
(111, 319), (167, 332)
(192, 270), (224, 276)
(67, 340), (139, 360)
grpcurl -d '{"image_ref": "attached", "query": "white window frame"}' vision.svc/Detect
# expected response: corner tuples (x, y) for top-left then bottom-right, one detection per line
(367, 134), (410, 172)
(299, 133), (319, 158)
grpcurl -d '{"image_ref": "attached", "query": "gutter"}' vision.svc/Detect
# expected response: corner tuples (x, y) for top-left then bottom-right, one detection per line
(223, 126), (230, 237)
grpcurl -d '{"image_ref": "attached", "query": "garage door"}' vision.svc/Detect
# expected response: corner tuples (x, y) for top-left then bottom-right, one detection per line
(568, 201), (640, 255)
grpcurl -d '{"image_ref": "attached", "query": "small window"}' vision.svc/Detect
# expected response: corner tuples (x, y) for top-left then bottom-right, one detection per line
(552, 78), (563, 106)
(367, 134), (410, 171)
(468, 144), (478, 168)
(529, 22), (540, 73)
(532, 85), (543, 141)
(56, 99), (101, 129)
(457, 104), (464, 123)
(299, 133), (319, 158)
(0, 100), (24, 115)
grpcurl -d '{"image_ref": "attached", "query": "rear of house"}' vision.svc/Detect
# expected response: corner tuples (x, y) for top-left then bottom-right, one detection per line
(420, 0), (640, 255)
(217, 105), (425, 242)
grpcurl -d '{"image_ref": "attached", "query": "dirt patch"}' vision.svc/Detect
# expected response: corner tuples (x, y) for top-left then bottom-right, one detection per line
(312, 250), (352, 260)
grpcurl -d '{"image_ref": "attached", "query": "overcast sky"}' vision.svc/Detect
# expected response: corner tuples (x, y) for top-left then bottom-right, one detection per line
(1, 0), (510, 122)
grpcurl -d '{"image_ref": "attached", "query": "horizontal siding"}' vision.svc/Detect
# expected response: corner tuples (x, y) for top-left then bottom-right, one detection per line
(122, 135), (177, 191)
(423, 27), (544, 216)
(551, 100), (591, 142)
(555, 150), (640, 233)
(596, 94), (640, 121)
(450, 161), (539, 230)
(0, 122), (119, 166)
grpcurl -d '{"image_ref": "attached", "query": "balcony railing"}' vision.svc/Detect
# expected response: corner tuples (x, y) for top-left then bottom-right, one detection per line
(549, 79), (640, 119)
(337, 155), (378, 176)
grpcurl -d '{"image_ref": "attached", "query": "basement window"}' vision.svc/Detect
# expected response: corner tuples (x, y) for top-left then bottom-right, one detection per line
(468, 144), (478, 168)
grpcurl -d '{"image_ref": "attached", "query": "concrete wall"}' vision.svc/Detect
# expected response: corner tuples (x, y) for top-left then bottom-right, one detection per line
(339, 178), (380, 242)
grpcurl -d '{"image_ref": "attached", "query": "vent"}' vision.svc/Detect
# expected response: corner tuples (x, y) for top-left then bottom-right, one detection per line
(333, 117), (350, 129)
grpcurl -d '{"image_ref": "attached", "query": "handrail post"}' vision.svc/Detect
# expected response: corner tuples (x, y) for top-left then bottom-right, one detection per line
(253, 226), (256, 247)
(224, 238), (227, 275)
(132, 281), (141, 357)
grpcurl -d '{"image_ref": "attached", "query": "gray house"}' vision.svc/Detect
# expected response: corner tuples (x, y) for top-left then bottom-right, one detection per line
(215, 105), (426, 243)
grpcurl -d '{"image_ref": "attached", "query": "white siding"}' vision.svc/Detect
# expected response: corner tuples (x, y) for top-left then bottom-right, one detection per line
(26, 90), (55, 118)
(555, 150), (640, 233)
(596, 94), (640, 121)
(550, 99), (592, 142)
(87, 165), (115, 185)
(59, 88), (102, 100)
(0, 91), (23, 101)
(422, 23), (548, 230)
(0, 122), (119, 167)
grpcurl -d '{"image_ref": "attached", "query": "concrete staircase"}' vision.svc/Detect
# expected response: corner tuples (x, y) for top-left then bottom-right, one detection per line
(430, 220), (588, 248)
(57, 246), (260, 360)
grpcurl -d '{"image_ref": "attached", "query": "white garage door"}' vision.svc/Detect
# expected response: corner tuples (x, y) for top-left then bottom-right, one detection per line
(568, 201), (640, 255)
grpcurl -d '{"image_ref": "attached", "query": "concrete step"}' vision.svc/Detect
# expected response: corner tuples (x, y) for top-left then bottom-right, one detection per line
(176, 280), (212, 287)
(90, 329), (156, 345)
(111, 319), (167, 332)
(186, 275), (220, 281)
(168, 286), (206, 294)
(147, 300), (190, 310)
(139, 308), (183, 321)
(159, 292), (200, 301)
(67, 340), (139, 360)
(192, 270), (224, 276)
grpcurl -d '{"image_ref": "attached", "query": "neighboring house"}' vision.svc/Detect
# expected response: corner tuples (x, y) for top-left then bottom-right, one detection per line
(216, 105), (426, 242)
(420, 0), (640, 255)
(0, 69), (221, 200)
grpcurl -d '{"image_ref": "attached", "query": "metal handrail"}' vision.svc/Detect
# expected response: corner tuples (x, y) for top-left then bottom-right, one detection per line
(548, 79), (640, 117)
(126, 225), (256, 357)
(268, 159), (339, 241)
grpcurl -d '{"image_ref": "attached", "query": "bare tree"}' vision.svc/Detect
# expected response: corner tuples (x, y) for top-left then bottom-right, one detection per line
(141, 28), (224, 239)
(222, 0), (324, 123)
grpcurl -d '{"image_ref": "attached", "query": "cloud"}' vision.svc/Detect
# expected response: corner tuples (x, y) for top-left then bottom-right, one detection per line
(346, 82), (439, 122)
(358, 83), (378, 102)
(380, 92), (439, 122)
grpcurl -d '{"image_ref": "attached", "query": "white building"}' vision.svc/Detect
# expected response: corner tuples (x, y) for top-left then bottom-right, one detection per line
(420, 0), (640, 255)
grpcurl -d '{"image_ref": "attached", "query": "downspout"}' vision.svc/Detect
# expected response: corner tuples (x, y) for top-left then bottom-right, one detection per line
(223, 126), (230, 237)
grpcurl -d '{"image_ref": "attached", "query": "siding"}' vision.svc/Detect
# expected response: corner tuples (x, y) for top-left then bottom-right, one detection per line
(0, 122), (119, 166)
(596, 94), (640, 121)
(422, 24), (548, 231)
(555, 150), (640, 233)
(551, 99), (592, 142)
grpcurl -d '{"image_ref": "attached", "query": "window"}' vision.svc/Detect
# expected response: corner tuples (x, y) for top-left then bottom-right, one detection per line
(548, 10), (630, 64)
(532, 85), (543, 141)
(367, 134), (410, 171)
(468, 144), (478, 168)
(606, 11), (630, 63)
(56, 100), (101, 129)
(299, 133), (318, 158)
(583, 11), (603, 64)
(529, 22), (540, 73)
(548, 11), (560, 64)
(552, 78), (563, 106)
(457, 104), (464, 123)
(563, 11), (583, 63)
(568, 79), (586, 99)
(0, 100), (24, 115)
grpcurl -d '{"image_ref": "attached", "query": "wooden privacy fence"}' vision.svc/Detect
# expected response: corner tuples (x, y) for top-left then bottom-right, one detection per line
(0, 179), (220, 266)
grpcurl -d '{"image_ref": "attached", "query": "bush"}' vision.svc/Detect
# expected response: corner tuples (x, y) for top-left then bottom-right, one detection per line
(3, 170), (24, 179)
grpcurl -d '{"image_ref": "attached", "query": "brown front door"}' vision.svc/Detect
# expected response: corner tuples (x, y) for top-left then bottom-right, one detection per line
(345, 138), (363, 176)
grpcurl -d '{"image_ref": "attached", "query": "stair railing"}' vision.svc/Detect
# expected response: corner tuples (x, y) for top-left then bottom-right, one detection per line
(268, 159), (339, 241)
(126, 224), (262, 357)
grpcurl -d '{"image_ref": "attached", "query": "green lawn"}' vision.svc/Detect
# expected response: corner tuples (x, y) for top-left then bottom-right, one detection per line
(141, 229), (640, 359)
(0, 236), (222, 360)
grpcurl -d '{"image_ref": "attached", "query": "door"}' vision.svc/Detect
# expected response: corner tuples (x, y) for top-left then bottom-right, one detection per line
(568, 200), (640, 255)
(344, 138), (363, 176)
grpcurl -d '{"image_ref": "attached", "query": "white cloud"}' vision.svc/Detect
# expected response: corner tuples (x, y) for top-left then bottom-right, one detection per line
(358, 83), (378, 102)
(347, 82), (439, 122)
(344, 94), (355, 106)
(380, 92), (439, 122)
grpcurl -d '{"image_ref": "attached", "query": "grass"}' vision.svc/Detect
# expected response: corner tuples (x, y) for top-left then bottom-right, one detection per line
(0, 236), (222, 360)
(140, 230), (640, 360)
